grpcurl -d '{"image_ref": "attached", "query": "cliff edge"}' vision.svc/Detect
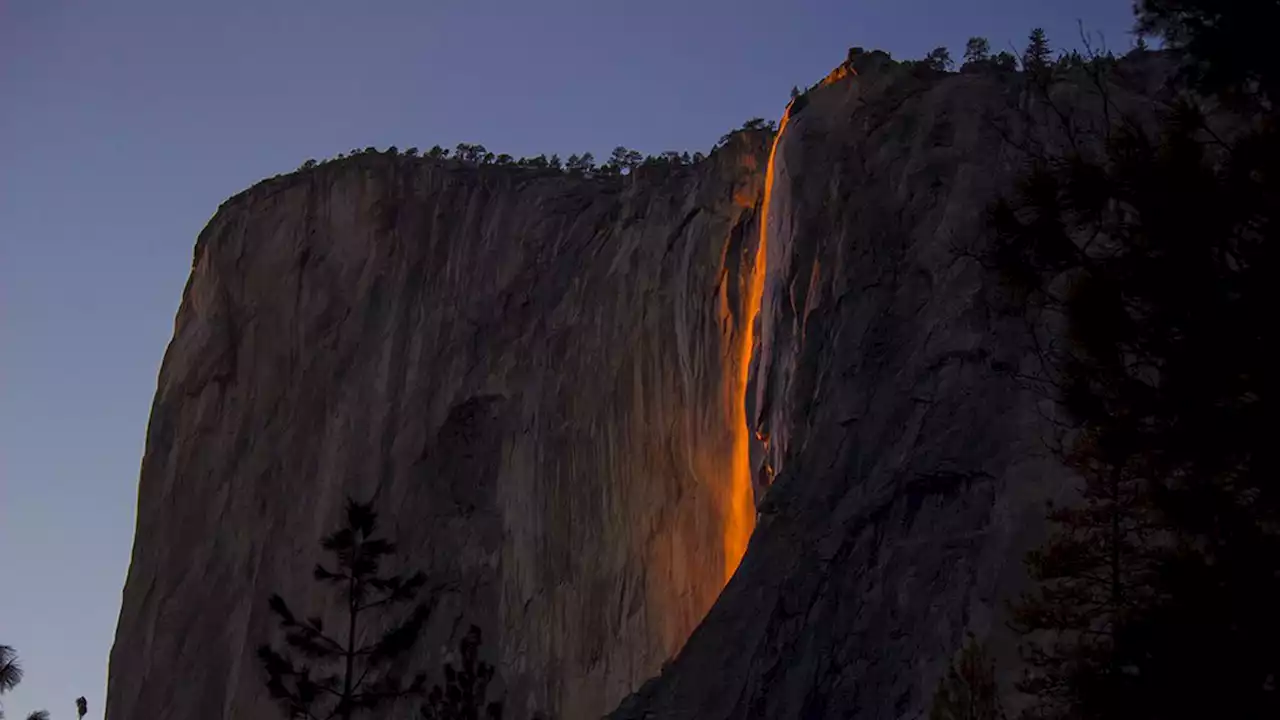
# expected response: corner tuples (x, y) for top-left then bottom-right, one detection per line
(108, 52), (1176, 720)
(109, 138), (769, 719)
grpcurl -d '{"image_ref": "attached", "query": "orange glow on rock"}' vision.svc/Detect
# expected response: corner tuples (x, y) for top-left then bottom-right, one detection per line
(819, 62), (856, 88)
(721, 58), (855, 581)
(722, 102), (794, 583)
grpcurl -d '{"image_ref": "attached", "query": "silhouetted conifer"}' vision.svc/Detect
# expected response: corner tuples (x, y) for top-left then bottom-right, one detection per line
(420, 626), (502, 720)
(1022, 28), (1052, 75)
(992, 52), (1019, 72)
(990, 5), (1276, 715)
(964, 37), (992, 68)
(1137, 0), (1280, 106)
(258, 498), (436, 720)
(925, 46), (955, 72)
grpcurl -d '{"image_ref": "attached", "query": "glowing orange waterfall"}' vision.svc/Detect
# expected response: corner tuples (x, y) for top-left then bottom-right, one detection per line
(721, 62), (859, 583)
(722, 102), (794, 583)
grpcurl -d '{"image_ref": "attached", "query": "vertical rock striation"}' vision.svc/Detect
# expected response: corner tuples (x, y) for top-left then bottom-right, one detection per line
(108, 140), (769, 720)
(110, 51), (1178, 720)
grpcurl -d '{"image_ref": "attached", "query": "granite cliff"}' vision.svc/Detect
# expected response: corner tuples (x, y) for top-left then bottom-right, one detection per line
(108, 52), (1174, 719)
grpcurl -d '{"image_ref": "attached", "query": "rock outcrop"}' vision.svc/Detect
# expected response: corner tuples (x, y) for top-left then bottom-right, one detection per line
(108, 140), (770, 720)
(612, 54), (1176, 720)
(109, 52), (1175, 720)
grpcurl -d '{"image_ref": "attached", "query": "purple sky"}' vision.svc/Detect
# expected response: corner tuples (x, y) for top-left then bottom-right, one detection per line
(0, 1), (1139, 717)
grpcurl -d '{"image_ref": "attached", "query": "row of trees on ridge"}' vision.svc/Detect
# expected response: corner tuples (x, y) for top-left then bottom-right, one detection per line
(296, 142), (715, 178)
(917, 26), (1138, 75)
(286, 26), (1153, 188)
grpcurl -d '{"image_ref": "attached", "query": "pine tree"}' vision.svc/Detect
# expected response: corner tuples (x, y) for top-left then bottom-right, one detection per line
(1022, 28), (1052, 74)
(924, 46), (955, 72)
(963, 37), (991, 68)
(608, 147), (643, 174)
(1008, 452), (1157, 719)
(992, 52), (1019, 72)
(420, 626), (503, 720)
(989, 14), (1276, 710)
(258, 498), (437, 720)
(1136, 0), (1280, 104)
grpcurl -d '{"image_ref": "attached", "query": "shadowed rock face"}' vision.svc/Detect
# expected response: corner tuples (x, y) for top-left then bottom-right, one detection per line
(607, 64), (1065, 720)
(109, 54), (1176, 720)
(612, 56), (1176, 720)
(107, 141), (769, 720)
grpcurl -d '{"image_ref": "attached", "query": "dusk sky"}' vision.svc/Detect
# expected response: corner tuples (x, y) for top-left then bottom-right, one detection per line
(0, 1), (1138, 716)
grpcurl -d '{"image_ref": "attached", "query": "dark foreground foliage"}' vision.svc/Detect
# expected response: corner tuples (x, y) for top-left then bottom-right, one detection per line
(258, 498), (437, 720)
(985, 2), (1277, 718)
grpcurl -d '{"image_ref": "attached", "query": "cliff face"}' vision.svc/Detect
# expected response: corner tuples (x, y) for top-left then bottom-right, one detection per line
(108, 141), (769, 720)
(612, 56), (1175, 720)
(110, 54), (1174, 720)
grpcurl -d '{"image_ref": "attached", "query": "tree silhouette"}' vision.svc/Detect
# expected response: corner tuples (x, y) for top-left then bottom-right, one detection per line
(608, 146), (643, 173)
(23, 712), (47, 720)
(0, 645), (21, 719)
(0, 647), (20, 698)
(1007, 452), (1157, 718)
(453, 144), (489, 165)
(74, 697), (86, 720)
(565, 152), (595, 174)
(989, 6), (1276, 715)
(420, 626), (502, 720)
(258, 498), (439, 720)
(925, 46), (955, 72)
(992, 51), (1019, 72)
(963, 37), (991, 68)
(930, 635), (1006, 720)
(1022, 28), (1052, 74)
(1136, 0), (1280, 104)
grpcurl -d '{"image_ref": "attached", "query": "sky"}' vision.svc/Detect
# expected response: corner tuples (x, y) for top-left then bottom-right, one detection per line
(0, 0), (1139, 717)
